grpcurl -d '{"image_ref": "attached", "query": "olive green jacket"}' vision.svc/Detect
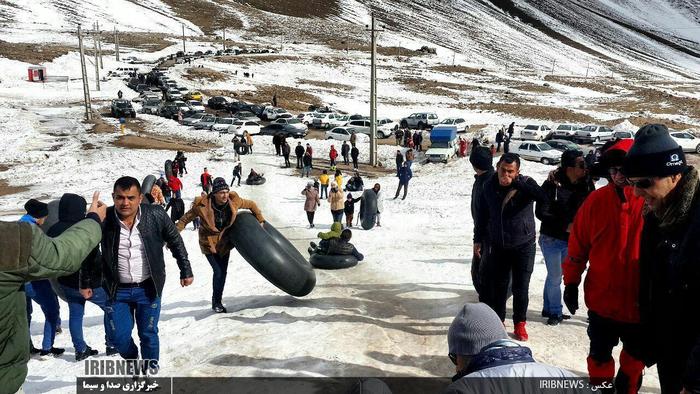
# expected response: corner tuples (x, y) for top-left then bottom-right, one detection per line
(0, 219), (101, 393)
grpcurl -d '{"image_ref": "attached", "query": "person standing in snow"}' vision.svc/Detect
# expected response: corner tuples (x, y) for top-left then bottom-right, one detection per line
(535, 150), (593, 326)
(351, 145), (360, 170)
(623, 125), (700, 394)
(341, 141), (350, 165)
(474, 153), (547, 342)
(334, 169), (344, 191)
(272, 133), (282, 156)
(395, 128), (404, 146)
(295, 142), (305, 169)
(156, 173), (171, 204)
(101, 177), (192, 375)
(319, 170), (330, 199)
(301, 181), (321, 228)
(372, 183), (384, 227)
(393, 162), (412, 200)
(395, 150), (404, 177)
(244, 131), (254, 154)
(503, 134), (511, 154)
(200, 167), (213, 193)
(305, 143), (313, 159)
(329, 145), (338, 167)
(563, 139), (646, 392)
(469, 147), (494, 299)
(405, 148), (415, 168)
(507, 122), (515, 140)
(165, 196), (185, 223)
(231, 162), (242, 187)
(343, 193), (362, 228)
(168, 173), (183, 199)
(328, 183), (345, 223)
(175, 151), (187, 176)
(495, 128), (504, 153)
(177, 178), (263, 313)
(301, 151), (312, 178)
(350, 132), (357, 147)
(282, 140), (291, 168)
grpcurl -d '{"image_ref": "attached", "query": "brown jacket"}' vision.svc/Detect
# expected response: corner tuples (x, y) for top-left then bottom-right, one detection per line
(406, 149), (415, 161)
(177, 192), (264, 255)
(245, 134), (253, 146)
(328, 189), (344, 211)
(301, 187), (320, 212)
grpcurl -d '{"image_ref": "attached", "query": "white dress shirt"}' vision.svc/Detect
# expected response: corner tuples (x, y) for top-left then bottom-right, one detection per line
(116, 209), (151, 284)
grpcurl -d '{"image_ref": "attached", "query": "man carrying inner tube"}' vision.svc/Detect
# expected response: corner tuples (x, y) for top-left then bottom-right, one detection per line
(176, 178), (265, 313)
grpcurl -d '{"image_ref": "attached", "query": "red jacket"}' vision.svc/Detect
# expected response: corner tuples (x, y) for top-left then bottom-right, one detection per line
(168, 175), (183, 192)
(329, 147), (338, 160)
(563, 184), (644, 323)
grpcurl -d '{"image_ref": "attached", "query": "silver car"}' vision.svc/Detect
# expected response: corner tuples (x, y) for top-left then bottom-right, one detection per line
(141, 98), (162, 115)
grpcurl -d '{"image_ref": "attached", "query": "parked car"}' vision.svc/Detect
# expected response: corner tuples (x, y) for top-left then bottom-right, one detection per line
(226, 100), (247, 114)
(184, 91), (203, 101)
(325, 127), (370, 142)
(159, 103), (180, 120)
(612, 130), (635, 139)
(135, 84), (149, 93)
(207, 96), (228, 110)
(166, 89), (182, 101)
(187, 100), (205, 112)
(181, 112), (208, 126)
(520, 124), (552, 141)
(312, 113), (341, 129)
(670, 131), (700, 153)
(277, 113), (294, 120)
(345, 120), (370, 135)
(400, 112), (439, 130)
(141, 98), (162, 115)
(211, 117), (237, 132)
(437, 117), (469, 133)
(551, 124), (580, 139)
(546, 139), (581, 152)
(241, 104), (265, 118)
(275, 118), (308, 131)
(377, 118), (399, 137)
(297, 112), (317, 125)
(234, 111), (261, 122)
(348, 114), (366, 121)
(171, 100), (190, 114)
(575, 125), (614, 144)
(262, 107), (291, 121)
(510, 141), (561, 165)
(259, 123), (307, 138)
(111, 99), (136, 118)
(227, 120), (262, 136)
(328, 115), (350, 129)
(193, 115), (218, 130)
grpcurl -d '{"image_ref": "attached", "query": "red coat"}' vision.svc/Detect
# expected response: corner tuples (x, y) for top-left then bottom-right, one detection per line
(168, 175), (183, 192)
(563, 184), (645, 323)
(329, 147), (338, 160)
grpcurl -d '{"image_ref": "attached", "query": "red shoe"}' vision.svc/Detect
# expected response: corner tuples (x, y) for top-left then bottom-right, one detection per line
(514, 322), (528, 341)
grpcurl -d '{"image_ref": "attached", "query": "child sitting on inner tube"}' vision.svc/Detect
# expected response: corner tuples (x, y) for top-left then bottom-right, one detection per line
(247, 168), (263, 182)
(309, 229), (364, 261)
(310, 221), (342, 253)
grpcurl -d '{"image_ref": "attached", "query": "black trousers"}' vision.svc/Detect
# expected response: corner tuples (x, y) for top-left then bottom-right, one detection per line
(352, 157), (358, 169)
(283, 154), (291, 167)
(296, 156), (303, 168)
(588, 311), (645, 363)
(231, 175), (241, 186)
(342, 154), (349, 165)
(306, 211), (315, 225)
(275, 144), (281, 156)
(394, 182), (408, 199)
(483, 241), (535, 323)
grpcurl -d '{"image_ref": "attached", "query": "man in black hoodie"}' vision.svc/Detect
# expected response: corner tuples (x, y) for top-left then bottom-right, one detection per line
(295, 142), (305, 169)
(474, 153), (547, 342)
(469, 146), (494, 299)
(47, 193), (116, 361)
(535, 150), (594, 325)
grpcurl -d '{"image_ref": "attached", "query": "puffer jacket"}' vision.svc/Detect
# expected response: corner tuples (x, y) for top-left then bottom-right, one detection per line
(535, 169), (594, 241)
(0, 219), (101, 394)
(177, 192), (264, 256)
(328, 189), (345, 211)
(327, 237), (364, 261)
(471, 167), (495, 242)
(102, 204), (192, 298)
(301, 187), (320, 212)
(318, 222), (342, 240)
(335, 175), (343, 190)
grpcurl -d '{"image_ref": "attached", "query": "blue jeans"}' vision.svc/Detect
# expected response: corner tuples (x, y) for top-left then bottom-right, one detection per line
(320, 184), (328, 199)
(331, 210), (343, 223)
(105, 283), (161, 366)
(61, 285), (113, 353)
(205, 253), (230, 305)
(539, 234), (569, 317)
(301, 166), (311, 177)
(174, 190), (182, 199)
(26, 280), (61, 351)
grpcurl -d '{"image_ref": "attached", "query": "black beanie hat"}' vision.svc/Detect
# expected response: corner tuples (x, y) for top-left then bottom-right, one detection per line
(24, 198), (48, 218)
(210, 177), (229, 194)
(469, 146), (493, 171)
(623, 124), (686, 178)
(561, 149), (583, 168)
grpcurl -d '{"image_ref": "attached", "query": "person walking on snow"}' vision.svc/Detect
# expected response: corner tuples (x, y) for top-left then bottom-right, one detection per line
(295, 142), (305, 169)
(231, 162), (242, 187)
(301, 181), (321, 228)
(395, 150), (404, 177)
(175, 151), (187, 175)
(394, 162), (412, 200)
(168, 173), (183, 199)
(329, 145), (338, 167)
(341, 141), (350, 165)
(496, 127), (504, 153)
(344, 193), (362, 228)
(201, 167), (213, 193)
(351, 145), (360, 170)
(282, 140), (291, 168)
(319, 170), (330, 199)
(177, 178), (263, 313)
(156, 173), (171, 204)
(328, 183), (345, 223)
(302, 151), (313, 178)
(469, 147), (494, 299)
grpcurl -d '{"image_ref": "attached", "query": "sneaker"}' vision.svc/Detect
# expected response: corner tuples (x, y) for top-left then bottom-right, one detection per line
(106, 346), (119, 356)
(513, 322), (528, 341)
(561, 314), (571, 320)
(310, 241), (318, 249)
(212, 304), (227, 313)
(75, 346), (99, 361)
(40, 347), (65, 357)
(546, 315), (564, 326)
(308, 247), (315, 255)
(30, 344), (41, 356)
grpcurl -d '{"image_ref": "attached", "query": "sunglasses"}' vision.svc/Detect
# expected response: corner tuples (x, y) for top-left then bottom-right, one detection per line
(628, 178), (656, 189)
(449, 353), (457, 365)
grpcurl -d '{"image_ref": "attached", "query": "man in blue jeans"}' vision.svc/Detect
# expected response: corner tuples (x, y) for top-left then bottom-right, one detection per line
(47, 193), (116, 360)
(101, 177), (193, 374)
(535, 150), (593, 325)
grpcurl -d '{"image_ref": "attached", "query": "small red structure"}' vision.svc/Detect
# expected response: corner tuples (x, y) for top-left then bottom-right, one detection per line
(28, 66), (46, 82)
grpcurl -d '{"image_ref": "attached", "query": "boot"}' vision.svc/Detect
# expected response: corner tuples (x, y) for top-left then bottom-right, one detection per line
(615, 350), (644, 394)
(310, 241), (318, 249)
(513, 322), (528, 341)
(75, 346), (99, 361)
(106, 346), (119, 356)
(212, 304), (227, 313)
(587, 356), (615, 389)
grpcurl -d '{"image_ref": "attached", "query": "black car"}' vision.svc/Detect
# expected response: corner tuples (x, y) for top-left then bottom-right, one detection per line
(243, 104), (265, 118)
(259, 123), (306, 139)
(208, 96), (228, 110)
(111, 99), (136, 118)
(159, 104), (180, 120)
(546, 139), (581, 152)
(135, 84), (149, 93)
(226, 100), (247, 113)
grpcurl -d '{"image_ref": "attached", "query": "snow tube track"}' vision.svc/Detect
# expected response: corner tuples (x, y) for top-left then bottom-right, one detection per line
(227, 212), (315, 297)
(310, 253), (358, 270)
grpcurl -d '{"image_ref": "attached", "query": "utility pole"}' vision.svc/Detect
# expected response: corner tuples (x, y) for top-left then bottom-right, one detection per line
(114, 27), (120, 61)
(77, 24), (92, 121)
(452, 51), (456, 66)
(222, 29), (226, 52)
(93, 23), (100, 91)
(551, 59), (556, 75)
(585, 62), (590, 78)
(182, 23), (186, 53)
(96, 20), (103, 69)
(365, 14), (384, 167)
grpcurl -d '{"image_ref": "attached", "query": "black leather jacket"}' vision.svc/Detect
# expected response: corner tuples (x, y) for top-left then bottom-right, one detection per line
(101, 204), (192, 299)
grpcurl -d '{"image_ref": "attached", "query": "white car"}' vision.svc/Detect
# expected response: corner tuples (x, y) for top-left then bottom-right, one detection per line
(181, 112), (207, 126)
(172, 100), (190, 114)
(227, 120), (261, 136)
(211, 117), (237, 132)
(312, 113), (341, 129)
(275, 118), (308, 131)
(166, 89), (182, 101)
(377, 118), (399, 137)
(325, 127), (370, 142)
(551, 124), (580, 139)
(520, 124), (552, 141)
(575, 125), (614, 144)
(296, 112), (317, 125)
(510, 141), (561, 165)
(670, 131), (700, 153)
(187, 100), (205, 112)
(262, 106), (290, 121)
(328, 115), (350, 128)
(437, 118), (469, 133)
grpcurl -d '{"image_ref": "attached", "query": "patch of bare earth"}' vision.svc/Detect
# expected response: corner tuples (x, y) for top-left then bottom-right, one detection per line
(86, 112), (117, 134)
(0, 180), (28, 197)
(217, 54), (301, 65)
(431, 65), (485, 74)
(101, 32), (173, 52)
(460, 102), (598, 124)
(239, 85), (322, 113)
(112, 135), (213, 153)
(544, 75), (620, 94)
(593, 87), (700, 118)
(183, 67), (228, 82)
(601, 116), (698, 131)
(297, 79), (354, 92)
(158, 0), (242, 35)
(230, 0), (339, 18)
(396, 77), (479, 99)
(0, 40), (72, 64)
